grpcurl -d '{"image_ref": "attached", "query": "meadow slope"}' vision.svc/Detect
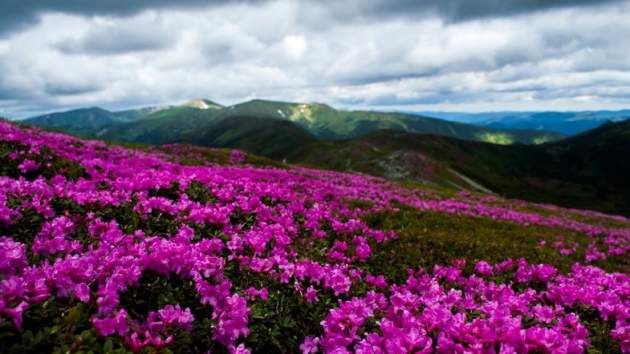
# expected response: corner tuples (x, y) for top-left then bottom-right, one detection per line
(0, 120), (629, 353)
(291, 120), (630, 216)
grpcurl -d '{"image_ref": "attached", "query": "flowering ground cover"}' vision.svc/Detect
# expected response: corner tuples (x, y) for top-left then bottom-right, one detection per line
(1, 119), (629, 353)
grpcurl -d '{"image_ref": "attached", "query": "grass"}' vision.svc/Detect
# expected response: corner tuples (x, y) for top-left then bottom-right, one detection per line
(361, 206), (628, 284)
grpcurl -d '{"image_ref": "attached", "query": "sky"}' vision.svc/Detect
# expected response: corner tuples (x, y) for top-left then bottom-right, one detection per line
(1, 0), (630, 118)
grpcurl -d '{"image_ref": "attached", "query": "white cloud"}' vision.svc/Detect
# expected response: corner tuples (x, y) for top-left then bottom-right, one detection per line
(0, 0), (630, 117)
(282, 35), (307, 60)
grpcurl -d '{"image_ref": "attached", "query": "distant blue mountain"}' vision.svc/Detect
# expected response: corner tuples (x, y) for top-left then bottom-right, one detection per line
(418, 110), (630, 136)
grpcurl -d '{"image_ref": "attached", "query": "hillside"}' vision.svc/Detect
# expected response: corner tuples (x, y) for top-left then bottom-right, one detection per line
(23, 99), (562, 145)
(97, 106), (222, 145)
(0, 119), (629, 353)
(183, 115), (316, 160)
(22, 105), (171, 137)
(292, 121), (630, 215)
(287, 132), (493, 193)
(24, 107), (123, 137)
(96, 109), (315, 159)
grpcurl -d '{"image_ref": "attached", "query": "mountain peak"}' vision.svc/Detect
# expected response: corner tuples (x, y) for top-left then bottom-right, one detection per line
(68, 106), (110, 114)
(181, 99), (224, 110)
(243, 99), (332, 108)
(306, 102), (333, 109)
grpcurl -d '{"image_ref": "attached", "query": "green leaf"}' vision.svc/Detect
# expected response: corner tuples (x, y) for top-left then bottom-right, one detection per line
(103, 338), (113, 352)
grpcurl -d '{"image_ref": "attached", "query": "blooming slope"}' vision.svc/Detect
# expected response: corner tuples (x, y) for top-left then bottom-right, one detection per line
(0, 120), (629, 353)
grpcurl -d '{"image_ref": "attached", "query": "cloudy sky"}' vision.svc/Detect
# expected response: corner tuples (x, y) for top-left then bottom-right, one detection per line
(1, 0), (630, 117)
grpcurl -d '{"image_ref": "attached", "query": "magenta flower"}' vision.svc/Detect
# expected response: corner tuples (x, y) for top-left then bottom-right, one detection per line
(300, 336), (319, 354)
(0, 237), (27, 276)
(231, 150), (247, 164)
(17, 159), (38, 174)
(92, 309), (129, 337)
(474, 260), (494, 276)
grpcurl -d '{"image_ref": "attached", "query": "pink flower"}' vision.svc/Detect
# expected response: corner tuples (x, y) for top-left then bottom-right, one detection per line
(32, 216), (79, 255)
(157, 304), (194, 331)
(74, 283), (90, 303)
(228, 343), (251, 354)
(532, 305), (557, 323)
(611, 325), (630, 353)
(325, 268), (352, 296)
(18, 159), (38, 173)
(231, 150), (246, 164)
(300, 336), (319, 354)
(353, 236), (372, 261)
(2, 301), (28, 328)
(212, 295), (250, 346)
(305, 286), (319, 303)
(585, 242), (606, 262)
(243, 287), (269, 302)
(366, 274), (388, 289)
(0, 237), (27, 276)
(474, 260), (494, 276)
(92, 309), (129, 336)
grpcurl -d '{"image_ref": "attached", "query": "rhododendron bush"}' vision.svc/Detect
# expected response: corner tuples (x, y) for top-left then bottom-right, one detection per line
(0, 120), (629, 353)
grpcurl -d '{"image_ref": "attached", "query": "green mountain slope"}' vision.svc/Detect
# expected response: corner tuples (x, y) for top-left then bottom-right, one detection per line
(185, 115), (316, 160)
(97, 106), (314, 159)
(97, 106), (222, 144)
(24, 107), (122, 137)
(23, 106), (166, 136)
(111, 106), (169, 122)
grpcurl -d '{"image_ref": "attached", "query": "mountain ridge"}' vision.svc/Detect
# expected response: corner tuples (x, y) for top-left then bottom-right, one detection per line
(22, 98), (564, 144)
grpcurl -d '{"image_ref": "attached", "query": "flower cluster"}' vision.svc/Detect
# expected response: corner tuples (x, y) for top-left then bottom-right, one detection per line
(0, 236), (27, 275)
(231, 149), (247, 164)
(314, 261), (627, 353)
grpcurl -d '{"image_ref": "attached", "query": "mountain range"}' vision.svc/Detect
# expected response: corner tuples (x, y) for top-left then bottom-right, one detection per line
(23, 99), (562, 145)
(17, 99), (630, 215)
(420, 110), (630, 135)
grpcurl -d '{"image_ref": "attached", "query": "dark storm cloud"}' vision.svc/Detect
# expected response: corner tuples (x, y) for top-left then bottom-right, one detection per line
(318, 0), (626, 22)
(337, 89), (481, 106)
(43, 81), (103, 96)
(202, 43), (236, 65)
(0, 85), (27, 100)
(1, 0), (625, 37)
(334, 72), (439, 87)
(0, 0), (267, 37)
(56, 25), (175, 55)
